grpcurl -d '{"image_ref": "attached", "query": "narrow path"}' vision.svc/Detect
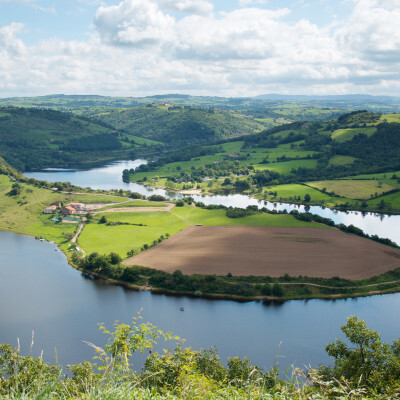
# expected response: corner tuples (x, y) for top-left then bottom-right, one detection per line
(71, 220), (86, 257)
(93, 203), (175, 214)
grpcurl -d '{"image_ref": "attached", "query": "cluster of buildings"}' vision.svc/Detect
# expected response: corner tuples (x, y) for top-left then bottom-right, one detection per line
(44, 202), (88, 215)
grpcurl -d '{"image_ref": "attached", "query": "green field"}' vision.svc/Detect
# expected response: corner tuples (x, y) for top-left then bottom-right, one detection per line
(367, 190), (400, 212)
(0, 176), (77, 244)
(328, 155), (357, 166)
(346, 171), (400, 182)
(255, 159), (318, 174)
(307, 180), (396, 200)
(78, 211), (186, 257)
(78, 206), (324, 258)
(331, 127), (376, 143)
(98, 200), (167, 210)
(379, 113), (400, 123)
(261, 183), (334, 203)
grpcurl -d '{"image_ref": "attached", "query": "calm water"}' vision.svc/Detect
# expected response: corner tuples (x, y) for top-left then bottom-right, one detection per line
(1, 230), (400, 373)
(25, 160), (400, 245)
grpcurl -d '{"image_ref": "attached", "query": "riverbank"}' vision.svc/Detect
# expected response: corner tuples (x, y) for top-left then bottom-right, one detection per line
(2, 171), (400, 302)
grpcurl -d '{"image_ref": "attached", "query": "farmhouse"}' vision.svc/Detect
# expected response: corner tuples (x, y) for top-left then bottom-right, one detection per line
(43, 205), (57, 214)
(67, 203), (85, 211)
(61, 205), (77, 215)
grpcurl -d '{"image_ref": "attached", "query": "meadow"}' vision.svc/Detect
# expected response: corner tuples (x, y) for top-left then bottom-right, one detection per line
(306, 179), (397, 200)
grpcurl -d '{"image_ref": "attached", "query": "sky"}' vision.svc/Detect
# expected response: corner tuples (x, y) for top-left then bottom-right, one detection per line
(0, 0), (399, 98)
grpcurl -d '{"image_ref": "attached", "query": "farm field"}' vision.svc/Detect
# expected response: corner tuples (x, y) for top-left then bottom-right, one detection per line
(260, 183), (334, 203)
(367, 191), (400, 213)
(78, 206), (324, 258)
(255, 159), (318, 174)
(125, 225), (400, 279)
(306, 179), (397, 200)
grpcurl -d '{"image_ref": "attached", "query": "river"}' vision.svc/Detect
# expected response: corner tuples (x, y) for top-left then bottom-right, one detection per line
(1, 159), (399, 373)
(25, 159), (400, 245)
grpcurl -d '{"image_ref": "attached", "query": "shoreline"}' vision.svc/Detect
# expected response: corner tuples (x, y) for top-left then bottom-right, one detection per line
(131, 179), (400, 216)
(1, 227), (400, 303)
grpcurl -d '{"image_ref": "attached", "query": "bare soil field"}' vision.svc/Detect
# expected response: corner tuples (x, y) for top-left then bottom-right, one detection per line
(124, 226), (400, 279)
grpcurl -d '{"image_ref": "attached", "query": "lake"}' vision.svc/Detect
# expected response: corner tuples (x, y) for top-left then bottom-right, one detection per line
(1, 159), (399, 373)
(1, 230), (400, 374)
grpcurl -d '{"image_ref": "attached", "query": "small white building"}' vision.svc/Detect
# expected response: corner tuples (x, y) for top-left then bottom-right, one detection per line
(68, 203), (85, 211)
(43, 205), (57, 214)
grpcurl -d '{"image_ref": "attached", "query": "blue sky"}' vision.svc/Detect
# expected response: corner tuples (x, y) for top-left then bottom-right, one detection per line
(0, 0), (399, 97)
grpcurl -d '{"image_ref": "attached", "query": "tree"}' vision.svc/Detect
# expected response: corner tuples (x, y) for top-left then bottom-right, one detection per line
(272, 282), (284, 297)
(304, 193), (311, 203)
(324, 316), (400, 390)
(262, 283), (272, 296)
(98, 215), (107, 224)
(8, 183), (22, 196)
(108, 252), (122, 265)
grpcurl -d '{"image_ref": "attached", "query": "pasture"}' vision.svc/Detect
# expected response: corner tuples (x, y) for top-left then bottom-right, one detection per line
(306, 179), (396, 200)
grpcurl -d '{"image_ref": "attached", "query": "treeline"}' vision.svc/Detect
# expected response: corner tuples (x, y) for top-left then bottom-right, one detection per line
(61, 133), (122, 152)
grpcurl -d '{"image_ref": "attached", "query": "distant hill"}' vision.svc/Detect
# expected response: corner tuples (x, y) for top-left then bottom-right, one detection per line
(0, 107), (135, 171)
(89, 103), (269, 147)
(3, 93), (400, 124)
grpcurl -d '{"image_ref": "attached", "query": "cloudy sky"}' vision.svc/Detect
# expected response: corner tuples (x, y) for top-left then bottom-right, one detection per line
(0, 0), (399, 97)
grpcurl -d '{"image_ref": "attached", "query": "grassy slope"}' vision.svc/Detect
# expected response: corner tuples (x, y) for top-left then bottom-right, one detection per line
(0, 176), (76, 244)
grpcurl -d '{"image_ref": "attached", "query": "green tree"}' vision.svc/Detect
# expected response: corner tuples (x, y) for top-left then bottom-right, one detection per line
(324, 316), (400, 390)
(272, 282), (284, 297)
(98, 215), (107, 224)
(304, 193), (311, 203)
(8, 182), (22, 196)
(262, 283), (272, 296)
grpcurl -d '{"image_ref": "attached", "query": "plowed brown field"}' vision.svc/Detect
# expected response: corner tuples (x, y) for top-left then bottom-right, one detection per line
(124, 226), (400, 279)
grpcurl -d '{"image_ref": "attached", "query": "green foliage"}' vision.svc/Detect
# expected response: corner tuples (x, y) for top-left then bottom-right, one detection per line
(92, 312), (180, 376)
(61, 133), (122, 152)
(324, 316), (400, 392)
(2, 316), (399, 398)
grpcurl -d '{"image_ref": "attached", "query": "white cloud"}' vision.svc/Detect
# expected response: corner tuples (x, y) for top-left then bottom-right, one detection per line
(0, 23), (27, 56)
(239, 0), (269, 6)
(1, 0), (400, 97)
(336, 0), (400, 63)
(94, 0), (175, 47)
(157, 0), (213, 15)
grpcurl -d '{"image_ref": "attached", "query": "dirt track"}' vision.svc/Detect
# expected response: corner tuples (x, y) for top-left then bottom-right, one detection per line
(124, 226), (400, 279)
